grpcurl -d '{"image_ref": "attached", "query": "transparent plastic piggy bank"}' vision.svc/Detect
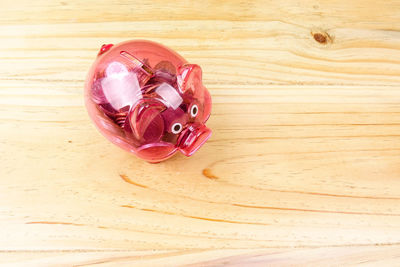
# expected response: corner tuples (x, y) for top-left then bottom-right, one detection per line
(85, 40), (212, 163)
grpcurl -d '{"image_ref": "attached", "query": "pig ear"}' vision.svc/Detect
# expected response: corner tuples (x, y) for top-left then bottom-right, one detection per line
(129, 98), (166, 143)
(177, 64), (202, 93)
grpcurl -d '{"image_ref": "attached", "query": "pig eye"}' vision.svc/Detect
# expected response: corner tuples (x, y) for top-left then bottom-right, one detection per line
(190, 104), (199, 117)
(171, 122), (183, 134)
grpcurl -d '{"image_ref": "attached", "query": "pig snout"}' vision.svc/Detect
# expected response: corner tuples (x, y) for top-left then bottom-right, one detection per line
(178, 124), (211, 156)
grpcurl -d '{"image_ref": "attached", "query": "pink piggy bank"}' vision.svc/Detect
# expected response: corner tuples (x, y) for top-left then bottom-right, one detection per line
(85, 40), (212, 163)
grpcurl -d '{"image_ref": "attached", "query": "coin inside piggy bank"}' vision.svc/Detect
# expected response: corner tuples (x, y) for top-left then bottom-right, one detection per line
(84, 40), (212, 163)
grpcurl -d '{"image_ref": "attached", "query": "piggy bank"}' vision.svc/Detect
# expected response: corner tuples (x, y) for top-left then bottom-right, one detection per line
(84, 40), (212, 163)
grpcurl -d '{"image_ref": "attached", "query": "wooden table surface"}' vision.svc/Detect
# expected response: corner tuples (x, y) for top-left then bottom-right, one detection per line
(1, 0), (400, 266)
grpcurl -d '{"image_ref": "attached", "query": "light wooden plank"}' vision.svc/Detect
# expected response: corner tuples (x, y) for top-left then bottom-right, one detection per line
(1, 0), (400, 265)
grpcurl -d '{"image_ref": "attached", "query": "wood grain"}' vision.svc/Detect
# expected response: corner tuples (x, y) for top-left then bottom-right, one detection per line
(1, 0), (400, 265)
